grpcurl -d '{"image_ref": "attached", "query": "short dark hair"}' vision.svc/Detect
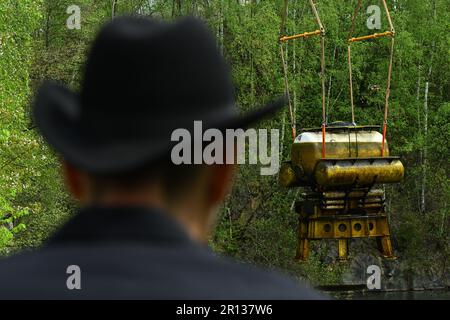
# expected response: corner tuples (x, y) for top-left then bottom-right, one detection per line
(86, 154), (205, 201)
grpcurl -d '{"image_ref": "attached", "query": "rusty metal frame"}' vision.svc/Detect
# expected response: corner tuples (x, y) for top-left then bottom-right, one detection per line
(349, 30), (393, 43)
(296, 201), (396, 261)
(279, 29), (321, 42)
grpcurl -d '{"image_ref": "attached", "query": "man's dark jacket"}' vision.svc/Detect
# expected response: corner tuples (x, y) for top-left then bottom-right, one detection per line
(0, 206), (324, 299)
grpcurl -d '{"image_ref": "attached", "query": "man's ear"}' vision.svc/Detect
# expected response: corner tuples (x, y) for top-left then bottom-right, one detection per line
(61, 161), (84, 201)
(208, 164), (235, 206)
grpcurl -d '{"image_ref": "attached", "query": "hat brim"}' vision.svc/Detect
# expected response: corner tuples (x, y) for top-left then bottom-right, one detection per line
(33, 82), (287, 174)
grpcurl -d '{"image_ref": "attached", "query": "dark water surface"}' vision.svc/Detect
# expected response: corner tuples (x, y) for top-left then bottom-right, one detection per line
(330, 289), (450, 300)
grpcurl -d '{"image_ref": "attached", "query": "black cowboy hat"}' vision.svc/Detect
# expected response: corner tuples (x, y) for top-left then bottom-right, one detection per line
(33, 16), (286, 174)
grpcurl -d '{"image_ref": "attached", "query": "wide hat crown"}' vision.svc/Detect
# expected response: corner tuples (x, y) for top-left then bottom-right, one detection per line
(81, 17), (235, 140)
(33, 16), (285, 173)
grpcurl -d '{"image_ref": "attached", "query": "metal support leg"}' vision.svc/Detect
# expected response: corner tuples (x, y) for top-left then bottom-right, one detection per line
(338, 239), (349, 261)
(377, 236), (395, 259)
(296, 239), (309, 261)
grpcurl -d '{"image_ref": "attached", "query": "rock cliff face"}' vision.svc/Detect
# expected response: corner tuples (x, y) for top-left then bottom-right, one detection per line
(338, 239), (450, 291)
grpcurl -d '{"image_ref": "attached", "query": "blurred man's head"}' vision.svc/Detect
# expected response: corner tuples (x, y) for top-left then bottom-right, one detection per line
(33, 16), (284, 243)
(62, 159), (235, 243)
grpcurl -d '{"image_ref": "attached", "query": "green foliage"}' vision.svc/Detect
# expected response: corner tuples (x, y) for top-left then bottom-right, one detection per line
(0, 0), (448, 285)
(0, 0), (44, 253)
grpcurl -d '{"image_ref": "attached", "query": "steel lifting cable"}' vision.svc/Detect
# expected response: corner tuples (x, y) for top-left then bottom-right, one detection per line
(347, 0), (362, 125)
(279, 0), (327, 156)
(311, 0), (327, 158)
(279, 0), (297, 140)
(279, 1), (296, 140)
(347, 0), (395, 156)
(319, 34), (326, 158)
(381, 36), (395, 156)
(380, 0), (395, 156)
(347, 45), (355, 124)
(280, 43), (297, 140)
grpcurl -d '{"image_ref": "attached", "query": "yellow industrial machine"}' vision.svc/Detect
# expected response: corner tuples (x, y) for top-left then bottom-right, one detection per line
(278, 1), (404, 260)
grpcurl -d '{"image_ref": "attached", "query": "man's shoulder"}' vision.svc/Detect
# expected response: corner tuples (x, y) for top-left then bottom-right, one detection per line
(197, 251), (325, 299)
(0, 244), (325, 299)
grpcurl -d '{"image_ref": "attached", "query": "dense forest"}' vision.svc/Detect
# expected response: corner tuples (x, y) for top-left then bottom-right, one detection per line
(0, 0), (448, 289)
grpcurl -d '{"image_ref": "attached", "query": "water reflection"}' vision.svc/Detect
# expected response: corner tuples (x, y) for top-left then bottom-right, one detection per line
(330, 289), (450, 300)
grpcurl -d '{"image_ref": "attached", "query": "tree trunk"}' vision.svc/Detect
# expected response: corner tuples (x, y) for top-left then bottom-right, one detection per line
(172, 0), (182, 17)
(219, 0), (224, 55)
(421, 1), (436, 214)
(416, 66), (422, 211)
(421, 79), (428, 214)
(44, 6), (51, 48)
(112, 0), (118, 20)
(421, 56), (432, 214)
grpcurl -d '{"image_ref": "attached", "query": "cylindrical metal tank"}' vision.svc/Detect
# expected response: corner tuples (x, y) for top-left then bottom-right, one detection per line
(314, 158), (404, 187)
(279, 125), (404, 188)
